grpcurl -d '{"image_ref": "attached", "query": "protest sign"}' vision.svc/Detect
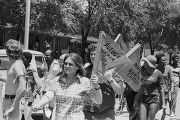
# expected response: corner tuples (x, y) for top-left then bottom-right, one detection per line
(115, 43), (142, 91)
(114, 34), (128, 53)
(92, 31), (129, 76)
(92, 31), (105, 75)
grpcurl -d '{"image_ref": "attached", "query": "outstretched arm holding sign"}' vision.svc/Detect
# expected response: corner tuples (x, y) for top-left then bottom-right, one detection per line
(95, 70), (125, 95)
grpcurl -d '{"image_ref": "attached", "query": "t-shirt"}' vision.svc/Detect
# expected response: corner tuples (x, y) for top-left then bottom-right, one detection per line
(141, 69), (164, 96)
(83, 63), (115, 113)
(84, 82), (115, 113)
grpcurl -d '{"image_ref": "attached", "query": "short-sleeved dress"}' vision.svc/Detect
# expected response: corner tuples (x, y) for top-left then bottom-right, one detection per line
(45, 75), (91, 120)
(141, 69), (164, 104)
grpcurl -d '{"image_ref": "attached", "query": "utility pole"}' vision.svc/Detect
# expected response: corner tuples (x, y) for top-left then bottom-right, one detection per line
(24, 0), (31, 50)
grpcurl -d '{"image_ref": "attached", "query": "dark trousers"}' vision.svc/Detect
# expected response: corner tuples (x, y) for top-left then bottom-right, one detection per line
(124, 86), (139, 120)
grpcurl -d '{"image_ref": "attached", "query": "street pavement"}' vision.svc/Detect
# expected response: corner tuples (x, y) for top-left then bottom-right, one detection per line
(115, 88), (180, 120)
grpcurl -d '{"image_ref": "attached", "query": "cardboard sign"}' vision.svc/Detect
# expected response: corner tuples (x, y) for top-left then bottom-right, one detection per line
(92, 31), (128, 76)
(114, 34), (128, 53)
(115, 44), (142, 91)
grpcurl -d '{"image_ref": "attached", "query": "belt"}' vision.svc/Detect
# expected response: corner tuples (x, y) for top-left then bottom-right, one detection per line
(84, 107), (114, 114)
(5, 94), (16, 99)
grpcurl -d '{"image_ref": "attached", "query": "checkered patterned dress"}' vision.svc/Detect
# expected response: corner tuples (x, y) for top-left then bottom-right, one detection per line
(46, 75), (91, 120)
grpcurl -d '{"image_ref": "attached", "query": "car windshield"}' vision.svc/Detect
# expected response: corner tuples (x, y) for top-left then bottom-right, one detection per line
(35, 56), (44, 68)
(0, 55), (44, 70)
(0, 56), (9, 70)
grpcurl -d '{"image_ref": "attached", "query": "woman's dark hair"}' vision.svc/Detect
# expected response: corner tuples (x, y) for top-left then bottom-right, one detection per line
(172, 54), (179, 62)
(62, 53), (85, 77)
(87, 43), (98, 64)
(155, 53), (165, 64)
(5, 39), (23, 60)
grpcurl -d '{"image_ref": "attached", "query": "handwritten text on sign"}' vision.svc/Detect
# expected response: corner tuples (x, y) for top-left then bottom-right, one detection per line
(102, 40), (125, 70)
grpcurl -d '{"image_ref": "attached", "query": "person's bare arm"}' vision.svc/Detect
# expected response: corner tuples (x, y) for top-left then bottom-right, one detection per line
(11, 61), (26, 108)
(32, 71), (43, 87)
(11, 75), (26, 108)
(89, 75), (102, 104)
(97, 70), (125, 95)
(33, 91), (54, 112)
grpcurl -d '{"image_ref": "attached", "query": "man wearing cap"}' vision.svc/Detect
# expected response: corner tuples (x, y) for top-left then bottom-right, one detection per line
(138, 55), (165, 120)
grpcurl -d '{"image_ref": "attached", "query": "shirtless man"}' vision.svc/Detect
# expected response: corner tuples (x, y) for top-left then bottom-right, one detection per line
(0, 39), (26, 120)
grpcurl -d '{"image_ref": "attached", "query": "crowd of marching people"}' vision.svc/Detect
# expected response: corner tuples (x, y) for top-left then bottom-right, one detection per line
(0, 38), (180, 120)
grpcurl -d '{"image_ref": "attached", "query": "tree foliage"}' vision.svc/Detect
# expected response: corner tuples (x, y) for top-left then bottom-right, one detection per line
(1, 0), (180, 56)
(0, 0), (79, 34)
(31, 0), (80, 33)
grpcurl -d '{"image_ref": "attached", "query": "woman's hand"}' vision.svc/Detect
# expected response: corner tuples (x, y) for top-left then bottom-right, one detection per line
(3, 107), (15, 119)
(90, 74), (99, 84)
(32, 104), (40, 112)
(94, 71), (109, 83)
(90, 74), (101, 89)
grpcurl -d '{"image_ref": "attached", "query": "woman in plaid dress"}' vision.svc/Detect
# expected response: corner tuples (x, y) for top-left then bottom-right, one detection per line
(32, 53), (102, 120)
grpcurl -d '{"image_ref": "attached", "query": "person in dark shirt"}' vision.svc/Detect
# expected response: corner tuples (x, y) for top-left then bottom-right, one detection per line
(83, 43), (125, 120)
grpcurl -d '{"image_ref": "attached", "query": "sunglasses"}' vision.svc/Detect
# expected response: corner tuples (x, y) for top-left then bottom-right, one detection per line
(64, 62), (74, 67)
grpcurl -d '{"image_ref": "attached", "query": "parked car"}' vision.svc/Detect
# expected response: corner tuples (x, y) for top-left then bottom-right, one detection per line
(0, 49), (45, 119)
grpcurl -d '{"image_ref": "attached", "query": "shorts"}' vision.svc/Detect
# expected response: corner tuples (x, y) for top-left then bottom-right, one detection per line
(142, 94), (160, 105)
(83, 108), (115, 120)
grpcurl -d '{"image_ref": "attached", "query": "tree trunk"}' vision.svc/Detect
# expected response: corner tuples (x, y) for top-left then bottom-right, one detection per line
(81, 0), (92, 63)
(16, 32), (20, 41)
(148, 32), (154, 55)
(81, 23), (91, 63)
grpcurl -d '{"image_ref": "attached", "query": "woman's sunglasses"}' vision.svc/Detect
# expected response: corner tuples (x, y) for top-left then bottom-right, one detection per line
(64, 62), (74, 67)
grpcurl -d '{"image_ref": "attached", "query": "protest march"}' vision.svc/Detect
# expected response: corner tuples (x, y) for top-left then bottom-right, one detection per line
(0, 31), (180, 120)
